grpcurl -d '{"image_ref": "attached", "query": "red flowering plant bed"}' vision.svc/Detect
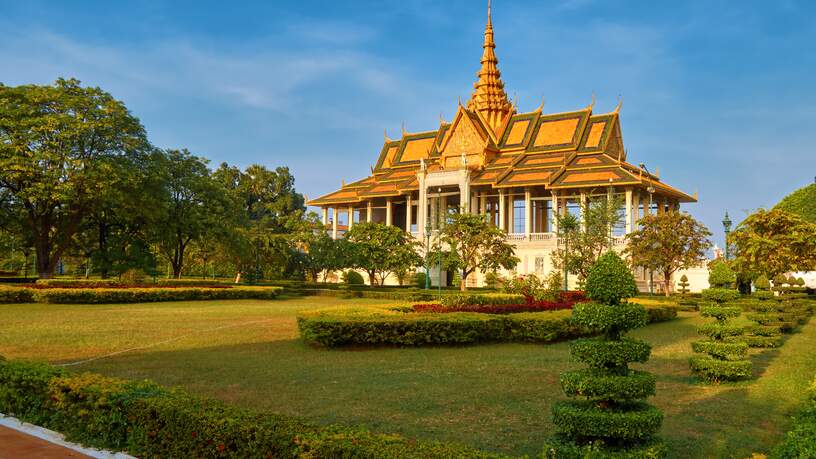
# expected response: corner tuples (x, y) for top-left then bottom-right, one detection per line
(412, 300), (576, 315)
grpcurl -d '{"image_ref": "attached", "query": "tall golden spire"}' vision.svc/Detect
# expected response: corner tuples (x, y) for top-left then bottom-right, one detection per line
(467, 0), (513, 135)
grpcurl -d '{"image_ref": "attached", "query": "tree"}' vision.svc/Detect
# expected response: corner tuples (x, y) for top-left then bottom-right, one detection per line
(433, 213), (518, 291)
(708, 260), (736, 288)
(152, 149), (237, 278)
(552, 195), (624, 283)
(626, 212), (712, 297)
(730, 209), (816, 278)
(0, 79), (149, 278)
(296, 217), (354, 282)
(344, 223), (422, 286)
(546, 251), (663, 456)
(214, 163), (306, 280)
(774, 183), (816, 224)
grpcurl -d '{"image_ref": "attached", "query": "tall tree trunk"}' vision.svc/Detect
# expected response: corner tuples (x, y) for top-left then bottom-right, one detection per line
(34, 234), (54, 279)
(460, 270), (468, 291)
(368, 271), (376, 287)
(664, 272), (672, 297)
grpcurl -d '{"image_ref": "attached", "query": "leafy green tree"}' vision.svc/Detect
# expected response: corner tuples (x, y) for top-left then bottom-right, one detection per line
(432, 213), (518, 291)
(552, 196), (624, 283)
(774, 183), (816, 223)
(152, 149), (238, 279)
(0, 78), (149, 278)
(297, 218), (354, 282)
(626, 212), (712, 296)
(730, 209), (816, 278)
(345, 223), (422, 286)
(214, 163), (306, 280)
(345, 223), (422, 287)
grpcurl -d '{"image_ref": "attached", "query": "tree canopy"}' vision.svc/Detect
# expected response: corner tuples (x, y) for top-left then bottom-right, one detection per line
(433, 212), (518, 291)
(730, 208), (816, 277)
(774, 183), (816, 224)
(344, 223), (422, 286)
(626, 212), (712, 296)
(0, 78), (150, 278)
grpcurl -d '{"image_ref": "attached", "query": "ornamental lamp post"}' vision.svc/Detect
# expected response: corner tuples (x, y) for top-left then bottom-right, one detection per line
(437, 187), (443, 295)
(722, 211), (732, 261)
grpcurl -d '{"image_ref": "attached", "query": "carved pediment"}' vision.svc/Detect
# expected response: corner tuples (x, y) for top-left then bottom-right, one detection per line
(439, 107), (491, 169)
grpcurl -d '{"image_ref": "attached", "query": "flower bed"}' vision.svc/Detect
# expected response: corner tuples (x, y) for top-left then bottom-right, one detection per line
(413, 300), (574, 314)
(0, 359), (505, 459)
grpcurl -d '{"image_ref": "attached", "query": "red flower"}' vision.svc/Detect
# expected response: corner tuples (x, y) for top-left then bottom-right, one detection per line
(191, 431), (197, 438)
(217, 444), (225, 451)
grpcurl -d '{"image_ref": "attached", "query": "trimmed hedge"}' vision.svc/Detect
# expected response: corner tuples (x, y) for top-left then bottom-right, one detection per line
(412, 301), (574, 315)
(440, 293), (525, 307)
(0, 360), (505, 459)
(0, 286), (35, 303)
(298, 306), (677, 348)
(28, 287), (282, 304)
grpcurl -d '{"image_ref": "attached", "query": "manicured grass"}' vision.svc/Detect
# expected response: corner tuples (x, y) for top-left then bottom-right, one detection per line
(0, 296), (814, 458)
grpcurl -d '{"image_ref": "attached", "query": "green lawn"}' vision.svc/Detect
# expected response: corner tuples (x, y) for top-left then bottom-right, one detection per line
(0, 296), (813, 458)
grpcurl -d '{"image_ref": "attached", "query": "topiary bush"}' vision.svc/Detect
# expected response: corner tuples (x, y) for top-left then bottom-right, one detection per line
(701, 288), (741, 304)
(545, 251), (664, 457)
(754, 274), (771, 291)
(342, 270), (365, 285)
(678, 274), (690, 296)
(708, 262), (736, 288)
(690, 304), (752, 382)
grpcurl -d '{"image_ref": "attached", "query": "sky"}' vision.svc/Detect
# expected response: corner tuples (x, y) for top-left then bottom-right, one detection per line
(1, 0), (815, 247)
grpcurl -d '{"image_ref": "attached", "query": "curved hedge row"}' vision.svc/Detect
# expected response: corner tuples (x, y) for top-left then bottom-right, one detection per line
(0, 359), (505, 459)
(0, 286), (282, 304)
(297, 306), (678, 348)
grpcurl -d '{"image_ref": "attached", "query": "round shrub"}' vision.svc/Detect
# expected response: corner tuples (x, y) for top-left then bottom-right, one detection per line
(551, 401), (663, 443)
(753, 290), (774, 301)
(584, 252), (638, 306)
(342, 271), (365, 285)
(701, 288), (740, 304)
(560, 369), (656, 403)
(572, 302), (648, 338)
(699, 305), (741, 321)
(754, 275), (771, 291)
(708, 262), (736, 288)
(570, 338), (652, 369)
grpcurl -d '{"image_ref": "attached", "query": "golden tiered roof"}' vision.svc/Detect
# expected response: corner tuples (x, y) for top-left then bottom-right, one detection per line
(307, 4), (695, 207)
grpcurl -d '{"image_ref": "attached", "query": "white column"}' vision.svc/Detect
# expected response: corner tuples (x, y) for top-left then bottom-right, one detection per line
(406, 195), (413, 232)
(332, 208), (338, 239)
(524, 187), (532, 238)
(632, 191), (640, 227)
(366, 201), (373, 223)
(508, 193), (515, 233)
(470, 192), (479, 214)
(322, 207), (328, 226)
(645, 194), (652, 216)
(551, 190), (559, 234)
(430, 196), (438, 230)
(498, 190), (506, 231)
(348, 205), (354, 229)
(625, 188), (633, 234)
(385, 198), (392, 226)
(479, 193), (487, 215)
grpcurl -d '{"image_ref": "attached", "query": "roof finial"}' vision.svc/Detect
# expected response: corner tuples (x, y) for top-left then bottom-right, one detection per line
(535, 96), (545, 112)
(384, 129), (391, 142)
(439, 112), (445, 124)
(466, 0), (513, 135)
(401, 121), (407, 136)
(614, 95), (623, 113)
(589, 91), (596, 110)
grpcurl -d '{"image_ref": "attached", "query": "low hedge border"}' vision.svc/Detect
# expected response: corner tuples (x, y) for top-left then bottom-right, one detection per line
(297, 305), (678, 348)
(0, 286), (282, 304)
(0, 359), (506, 459)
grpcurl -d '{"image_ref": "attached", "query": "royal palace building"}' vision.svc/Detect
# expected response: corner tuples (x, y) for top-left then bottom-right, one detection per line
(307, 3), (696, 289)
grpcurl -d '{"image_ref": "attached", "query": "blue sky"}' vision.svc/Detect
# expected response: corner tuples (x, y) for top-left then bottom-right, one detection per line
(2, 0), (815, 246)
